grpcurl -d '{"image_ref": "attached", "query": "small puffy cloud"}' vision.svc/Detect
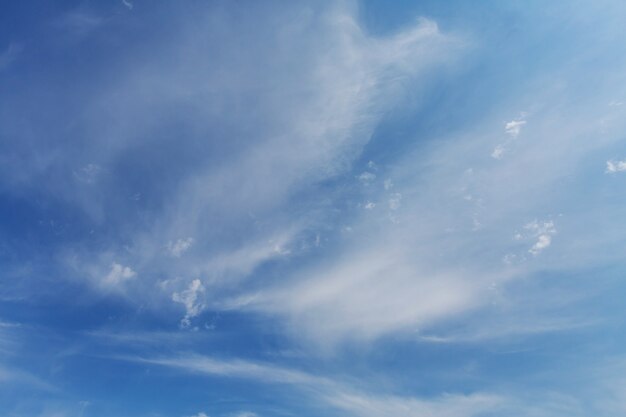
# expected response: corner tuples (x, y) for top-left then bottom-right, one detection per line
(357, 171), (376, 183)
(364, 201), (376, 210)
(74, 163), (101, 184)
(172, 279), (205, 328)
(167, 237), (194, 257)
(388, 193), (402, 210)
(530, 234), (552, 255)
(493, 118), (526, 158)
(504, 119), (526, 137)
(272, 243), (291, 256)
(502, 253), (517, 265)
(190, 413), (208, 417)
(606, 159), (626, 173)
(491, 144), (505, 160)
(523, 220), (557, 256)
(102, 263), (136, 286)
(524, 220), (556, 235)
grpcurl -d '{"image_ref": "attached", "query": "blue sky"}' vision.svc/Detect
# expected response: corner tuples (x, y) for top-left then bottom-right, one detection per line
(2, 1), (626, 416)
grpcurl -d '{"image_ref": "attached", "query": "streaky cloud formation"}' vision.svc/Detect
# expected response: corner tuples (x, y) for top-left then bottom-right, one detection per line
(133, 353), (504, 417)
(2, 1), (626, 416)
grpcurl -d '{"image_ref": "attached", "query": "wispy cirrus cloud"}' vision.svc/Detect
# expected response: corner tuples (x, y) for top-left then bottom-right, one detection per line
(128, 351), (626, 417)
(131, 354), (503, 417)
(218, 30), (626, 348)
(24, 4), (464, 330)
(0, 365), (55, 392)
(4, 1), (626, 415)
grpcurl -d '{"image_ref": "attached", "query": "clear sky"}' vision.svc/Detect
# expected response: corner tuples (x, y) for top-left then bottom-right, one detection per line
(2, 1), (626, 416)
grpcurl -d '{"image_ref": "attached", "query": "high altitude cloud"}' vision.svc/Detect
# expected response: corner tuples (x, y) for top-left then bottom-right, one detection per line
(37, 4), (462, 329)
(135, 354), (503, 417)
(221, 37), (626, 346)
(3, 1), (626, 416)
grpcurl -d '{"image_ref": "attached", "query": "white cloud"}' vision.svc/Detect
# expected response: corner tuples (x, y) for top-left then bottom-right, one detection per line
(0, 365), (55, 391)
(525, 219), (556, 234)
(504, 119), (526, 137)
(414, 301), (597, 344)
(122, 0), (133, 10)
(388, 193), (402, 210)
(357, 172), (376, 183)
(130, 352), (626, 417)
(523, 220), (557, 256)
(172, 279), (205, 328)
(211, 51), (626, 346)
(133, 354), (503, 417)
(364, 201), (376, 209)
(22, 1), (616, 358)
(491, 144), (505, 159)
(204, 51), (626, 347)
(137, 354), (329, 387)
(232, 244), (498, 345)
(65, 8), (460, 312)
(190, 413), (208, 417)
(327, 391), (502, 417)
(271, 237), (292, 255)
(102, 263), (136, 286)
(73, 163), (101, 184)
(8, 3), (626, 416)
(146, 354), (495, 417)
(167, 237), (194, 257)
(530, 234), (552, 255)
(195, 230), (298, 284)
(492, 118), (527, 159)
(606, 159), (626, 173)
(86, 328), (199, 347)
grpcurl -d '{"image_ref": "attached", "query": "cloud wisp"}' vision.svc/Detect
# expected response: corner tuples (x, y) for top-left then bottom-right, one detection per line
(4, 1), (626, 416)
(132, 354), (503, 417)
